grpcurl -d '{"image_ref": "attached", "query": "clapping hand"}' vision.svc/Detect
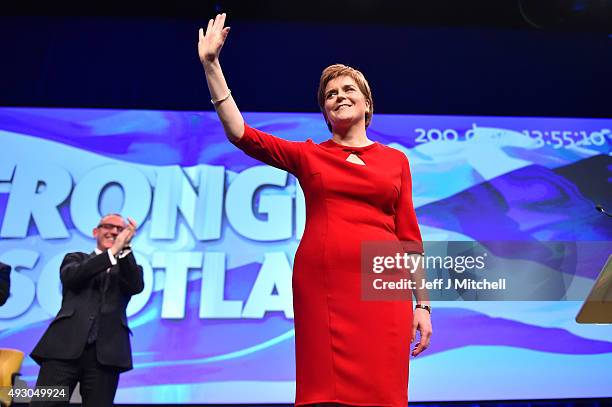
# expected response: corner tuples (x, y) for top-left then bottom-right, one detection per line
(123, 217), (137, 245)
(111, 217), (137, 255)
(198, 13), (231, 65)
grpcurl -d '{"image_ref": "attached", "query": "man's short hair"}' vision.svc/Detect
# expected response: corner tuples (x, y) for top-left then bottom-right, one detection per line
(97, 213), (124, 227)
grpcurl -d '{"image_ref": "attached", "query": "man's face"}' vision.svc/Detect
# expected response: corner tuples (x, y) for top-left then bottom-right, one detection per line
(92, 215), (126, 251)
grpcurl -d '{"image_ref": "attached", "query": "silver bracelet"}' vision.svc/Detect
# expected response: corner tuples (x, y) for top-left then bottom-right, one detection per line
(211, 89), (232, 106)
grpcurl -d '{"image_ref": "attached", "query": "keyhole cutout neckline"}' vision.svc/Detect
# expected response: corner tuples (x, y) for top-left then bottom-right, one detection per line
(321, 138), (379, 167)
(346, 153), (366, 166)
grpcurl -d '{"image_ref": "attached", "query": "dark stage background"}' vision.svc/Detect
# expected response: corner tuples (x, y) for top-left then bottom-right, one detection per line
(1, 0), (612, 117)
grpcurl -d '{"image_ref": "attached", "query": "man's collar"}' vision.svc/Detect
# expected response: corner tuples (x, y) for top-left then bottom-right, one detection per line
(94, 248), (103, 255)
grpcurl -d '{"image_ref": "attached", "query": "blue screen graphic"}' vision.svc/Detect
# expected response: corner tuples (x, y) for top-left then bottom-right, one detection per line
(0, 108), (611, 403)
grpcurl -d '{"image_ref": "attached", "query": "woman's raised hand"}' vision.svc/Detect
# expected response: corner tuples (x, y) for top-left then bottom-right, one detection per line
(198, 12), (243, 140)
(198, 13), (230, 65)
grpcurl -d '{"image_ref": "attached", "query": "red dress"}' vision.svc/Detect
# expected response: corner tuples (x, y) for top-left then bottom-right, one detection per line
(233, 123), (423, 407)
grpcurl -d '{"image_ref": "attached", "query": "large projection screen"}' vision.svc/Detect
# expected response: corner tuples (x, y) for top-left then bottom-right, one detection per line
(0, 108), (611, 403)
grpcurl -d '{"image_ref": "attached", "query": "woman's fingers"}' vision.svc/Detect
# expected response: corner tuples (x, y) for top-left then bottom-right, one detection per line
(410, 310), (432, 357)
(412, 342), (427, 357)
(221, 26), (230, 40)
(203, 14), (226, 40)
(412, 332), (430, 356)
(199, 14), (228, 63)
(212, 13), (224, 31)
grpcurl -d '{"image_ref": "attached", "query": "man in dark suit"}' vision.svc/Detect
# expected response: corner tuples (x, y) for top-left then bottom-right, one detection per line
(0, 261), (10, 306)
(30, 213), (144, 406)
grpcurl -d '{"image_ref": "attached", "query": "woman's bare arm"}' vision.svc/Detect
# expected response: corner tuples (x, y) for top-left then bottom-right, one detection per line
(198, 13), (244, 141)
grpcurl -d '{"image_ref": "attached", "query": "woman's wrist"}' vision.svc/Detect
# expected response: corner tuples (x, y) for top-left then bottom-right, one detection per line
(415, 304), (431, 314)
(211, 89), (232, 106)
(203, 58), (221, 71)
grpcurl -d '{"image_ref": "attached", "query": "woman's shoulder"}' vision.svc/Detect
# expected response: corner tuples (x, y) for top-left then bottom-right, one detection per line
(376, 143), (410, 162)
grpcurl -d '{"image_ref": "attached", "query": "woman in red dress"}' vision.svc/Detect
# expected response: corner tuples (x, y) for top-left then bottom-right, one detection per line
(198, 14), (432, 407)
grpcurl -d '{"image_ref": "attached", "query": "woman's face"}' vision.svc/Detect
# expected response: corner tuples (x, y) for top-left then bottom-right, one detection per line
(323, 75), (370, 131)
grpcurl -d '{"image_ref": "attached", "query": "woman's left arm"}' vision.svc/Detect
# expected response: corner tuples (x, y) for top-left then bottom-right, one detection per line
(394, 154), (432, 356)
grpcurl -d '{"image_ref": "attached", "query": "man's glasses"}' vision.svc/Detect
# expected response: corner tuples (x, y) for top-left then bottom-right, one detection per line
(97, 223), (125, 233)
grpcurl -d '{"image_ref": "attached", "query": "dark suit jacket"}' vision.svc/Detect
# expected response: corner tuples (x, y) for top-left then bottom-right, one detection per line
(31, 250), (144, 372)
(0, 262), (10, 306)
